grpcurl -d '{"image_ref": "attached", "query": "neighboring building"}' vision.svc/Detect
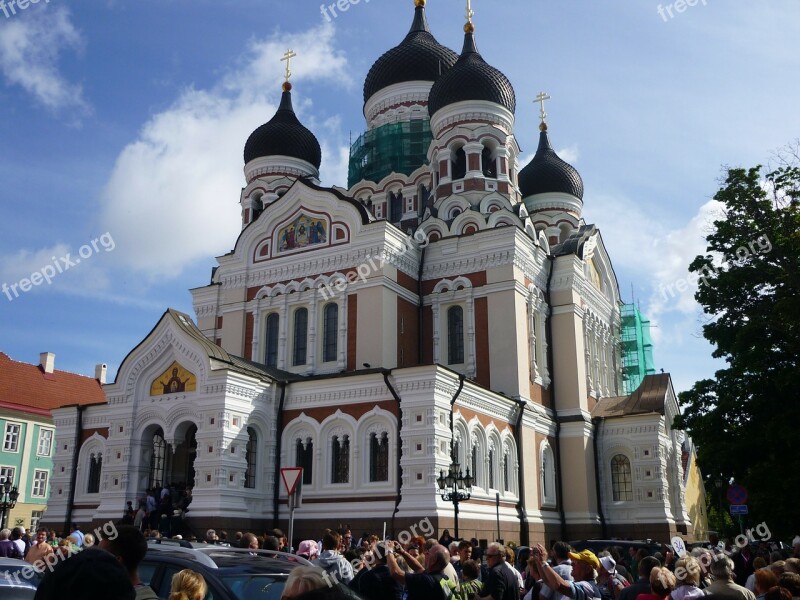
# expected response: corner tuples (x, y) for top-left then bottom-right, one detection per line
(0, 352), (105, 531)
(620, 304), (656, 394)
(682, 437), (709, 541)
(44, 1), (702, 543)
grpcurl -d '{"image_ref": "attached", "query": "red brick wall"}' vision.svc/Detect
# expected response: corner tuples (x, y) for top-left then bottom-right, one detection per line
(397, 298), (419, 367)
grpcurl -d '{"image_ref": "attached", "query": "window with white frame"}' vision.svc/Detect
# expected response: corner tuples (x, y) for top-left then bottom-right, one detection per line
(293, 308), (308, 366)
(447, 306), (464, 365)
(3, 423), (20, 452)
(32, 470), (48, 497)
(369, 431), (389, 483)
(488, 447), (496, 489)
(540, 442), (557, 506)
(323, 303), (338, 363)
(331, 435), (350, 484)
(87, 453), (102, 493)
(296, 437), (313, 485)
(37, 429), (53, 457)
(0, 467), (15, 487)
(244, 428), (257, 489)
(611, 454), (633, 502)
(30, 511), (44, 532)
(264, 313), (279, 368)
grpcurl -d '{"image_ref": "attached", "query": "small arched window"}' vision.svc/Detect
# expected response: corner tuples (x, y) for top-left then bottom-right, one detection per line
(611, 454), (633, 501)
(447, 306), (464, 365)
(390, 191), (403, 223)
(503, 452), (510, 492)
(332, 435), (350, 484)
(296, 438), (313, 485)
(471, 444), (479, 487)
(323, 303), (338, 363)
(541, 443), (556, 505)
(293, 308), (308, 366)
(369, 432), (389, 482)
(488, 448), (496, 489)
(482, 146), (496, 178)
(265, 313), (279, 367)
(244, 428), (257, 489)
(87, 453), (102, 494)
(452, 147), (467, 180)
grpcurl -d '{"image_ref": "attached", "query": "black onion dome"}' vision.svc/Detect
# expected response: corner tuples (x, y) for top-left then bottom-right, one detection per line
(519, 128), (584, 200)
(427, 32), (516, 117)
(362, 3), (458, 104)
(244, 88), (322, 168)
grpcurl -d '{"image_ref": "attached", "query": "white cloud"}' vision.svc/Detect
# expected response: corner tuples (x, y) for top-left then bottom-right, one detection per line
(99, 23), (351, 279)
(557, 144), (579, 164)
(0, 7), (88, 112)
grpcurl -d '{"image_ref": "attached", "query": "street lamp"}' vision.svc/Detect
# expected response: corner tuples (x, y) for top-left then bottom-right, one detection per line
(437, 459), (473, 540)
(0, 477), (19, 530)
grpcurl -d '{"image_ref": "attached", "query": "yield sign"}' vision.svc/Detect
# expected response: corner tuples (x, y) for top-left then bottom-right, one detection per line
(281, 467), (303, 496)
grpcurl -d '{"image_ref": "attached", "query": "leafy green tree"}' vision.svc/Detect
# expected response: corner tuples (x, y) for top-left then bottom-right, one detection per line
(674, 152), (800, 539)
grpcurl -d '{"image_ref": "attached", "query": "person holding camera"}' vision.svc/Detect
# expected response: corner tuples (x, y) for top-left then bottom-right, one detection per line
(386, 540), (453, 599)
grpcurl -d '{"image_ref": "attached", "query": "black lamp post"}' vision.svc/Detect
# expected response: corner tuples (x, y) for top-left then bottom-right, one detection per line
(0, 477), (20, 530)
(436, 459), (473, 540)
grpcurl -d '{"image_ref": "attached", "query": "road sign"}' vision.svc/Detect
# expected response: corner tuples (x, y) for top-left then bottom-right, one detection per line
(281, 467), (303, 496)
(726, 484), (748, 505)
(671, 536), (687, 557)
(730, 504), (748, 515)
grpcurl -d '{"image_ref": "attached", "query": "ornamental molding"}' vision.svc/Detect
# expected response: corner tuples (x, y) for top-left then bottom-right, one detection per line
(286, 384), (389, 408)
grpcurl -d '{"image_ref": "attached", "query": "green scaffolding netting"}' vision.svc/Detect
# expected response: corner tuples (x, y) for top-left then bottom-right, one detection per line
(620, 303), (656, 394)
(348, 120), (432, 188)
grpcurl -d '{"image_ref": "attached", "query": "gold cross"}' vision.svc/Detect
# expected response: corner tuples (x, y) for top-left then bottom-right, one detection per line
(465, 0), (474, 24)
(535, 91), (551, 124)
(281, 49), (297, 83)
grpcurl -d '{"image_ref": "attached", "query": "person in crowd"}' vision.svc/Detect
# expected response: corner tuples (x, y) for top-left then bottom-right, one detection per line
(0, 528), (21, 558)
(533, 544), (599, 600)
(763, 588), (791, 600)
(424, 538), (460, 591)
(282, 565), (359, 599)
(100, 525), (159, 600)
(134, 503), (147, 531)
(298, 540), (319, 561)
(68, 524), (84, 548)
(778, 573), (800, 598)
(346, 547), (369, 591)
(598, 555), (629, 600)
(534, 541), (574, 600)
(84, 533), (96, 547)
(205, 529), (218, 544)
(734, 546), (757, 588)
(792, 538), (800, 560)
(619, 557), (661, 600)
(168, 569), (206, 600)
(387, 541), (451, 600)
(264, 535), (281, 551)
(25, 528), (55, 566)
(706, 554), (757, 600)
(475, 542), (519, 600)
(503, 545), (524, 593)
(313, 531), (354, 584)
(10, 526), (27, 555)
(670, 556), (705, 600)
(440, 530), (455, 548)
(754, 570), (779, 600)
(34, 547), (135, 600)
(358, 541), (403, 600)
(636, 567), (676, 600)
(241, 532), (260, 553)
(456, 540), (474, 581)
(663, 549), (677, 573)
(459, 560), (484, 600)
(748, 559), (769, 592)
(784, 560), (799, 576)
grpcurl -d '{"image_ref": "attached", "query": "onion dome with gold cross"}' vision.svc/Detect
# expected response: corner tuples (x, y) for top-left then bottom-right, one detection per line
(427, 2), (516, 118)
(244, 50), (321, 179)
(362, 0), (459, 107)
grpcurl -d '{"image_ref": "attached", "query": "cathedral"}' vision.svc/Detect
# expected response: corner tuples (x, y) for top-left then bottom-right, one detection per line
(43, 0), (707, 544)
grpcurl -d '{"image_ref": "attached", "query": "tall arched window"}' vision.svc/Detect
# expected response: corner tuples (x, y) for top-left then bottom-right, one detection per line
(471, 444), (478, 487)
(447, 306), (464, 365)
(541, 443), (556, 506)
(323, 303), (338, 363)
(87, 453), (102, 493)
(149, 432), (166, 489)
(293, 308), (308, 366)
(611, 454), (633, 501)
(390, 191), (403, 223)
(265, 313), (279, 367)
(331, 435), (350, 484)
(244, 428), (257, 489)
(296, 438), (313, 485)
(488, 448), (495, 489)
(453, 147), (467, 180)
(369, 432), (389, 482)
(503, 452), (510, 492)
(482, 146), (496, 178)
(452, 438), (461, 465)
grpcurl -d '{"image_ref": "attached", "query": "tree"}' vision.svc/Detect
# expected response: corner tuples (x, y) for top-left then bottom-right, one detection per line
(674, 154), (800, 539)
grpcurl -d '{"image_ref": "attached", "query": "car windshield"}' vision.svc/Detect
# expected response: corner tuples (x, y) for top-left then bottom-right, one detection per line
(218, 574), (286, 600)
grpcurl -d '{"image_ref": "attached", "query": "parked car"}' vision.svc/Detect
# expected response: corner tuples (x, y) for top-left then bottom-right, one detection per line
(141, 542), (361, 600)
(0, 557), (42, 599)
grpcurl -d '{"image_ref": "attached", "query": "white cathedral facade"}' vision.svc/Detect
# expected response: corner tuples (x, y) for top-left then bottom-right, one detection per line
(43, 1), (704, 544)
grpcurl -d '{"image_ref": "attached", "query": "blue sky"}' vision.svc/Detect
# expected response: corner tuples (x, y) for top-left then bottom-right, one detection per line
(1, 0), (798, 394)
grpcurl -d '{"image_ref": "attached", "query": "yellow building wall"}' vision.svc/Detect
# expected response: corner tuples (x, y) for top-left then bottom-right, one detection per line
(684, 451), (709, 541)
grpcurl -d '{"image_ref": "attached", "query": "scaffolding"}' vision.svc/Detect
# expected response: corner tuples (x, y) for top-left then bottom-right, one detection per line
(348, 119), (432, 188)
(620, 303), (656, 394)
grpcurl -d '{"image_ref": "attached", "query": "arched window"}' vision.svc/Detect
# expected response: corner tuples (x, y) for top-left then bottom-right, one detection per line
(611, 454), (633, 501)
(541, 443), (556, 506)
(296, 438), (313, 485)
(452, 147), (467, 180)
(293, 308), (308, 366)
(503, 452), (510, 492)
(471, 444), (478, 487)
(418, 184), (430, 216)
(369, 432), (389, 482)
(488, 448), (495, 489)
(447, 306), (464, 365)
(87, 453), (102, 493)
(323, 303), (338, 363)
(482, 146), (496, 178)
(390, 191), (403, 223)
(244, 428), (257, 489)
(332, 435), (350, 484)
(265, 313), (279, 367)
(149, 432), (166, 489)
(452, 438), (461, 465)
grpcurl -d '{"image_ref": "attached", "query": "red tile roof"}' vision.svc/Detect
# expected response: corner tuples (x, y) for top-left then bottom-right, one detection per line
(0, 352), (107, 417)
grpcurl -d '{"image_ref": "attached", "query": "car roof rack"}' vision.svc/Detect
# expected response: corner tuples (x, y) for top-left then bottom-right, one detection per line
(146, 543), (218, 568)
(194, 547), (313, 566)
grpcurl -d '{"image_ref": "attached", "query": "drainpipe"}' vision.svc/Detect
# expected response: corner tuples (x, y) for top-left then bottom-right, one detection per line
(447, 374), (466, 450)
(545, 255), (567, 541)
(510, 397), (530, 546)
(65, 405), (85, 533)
(272, 380), (288, 529)
(382, 370), (404, 537)
(592, 416), (608, 538)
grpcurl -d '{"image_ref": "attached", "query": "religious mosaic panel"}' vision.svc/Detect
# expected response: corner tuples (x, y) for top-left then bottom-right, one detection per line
(277, 213), (327, 252)
(150, 361), (197, 396)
